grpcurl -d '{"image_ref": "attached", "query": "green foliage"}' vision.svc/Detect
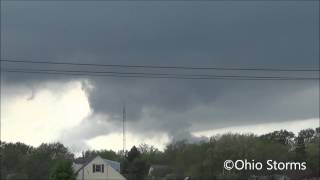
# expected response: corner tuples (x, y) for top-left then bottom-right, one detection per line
(157, 129), (318, 179)
(1, 127), (319, 180)
(49, 160), (75, 180)
(149, 166), (171, 177)
(0, 142), (73, 180)
(128, 158), (148, 180)
(260, 130), (294, 144)
(83, 149), (120, 161)
(6, 173), (28, 180)
(298, 128), (315, 143)
(127, 146), (141, 162)
(0, 142), (33, 179)
(123, 146), (148, 180)
(138, 143), (164, 165)
(305, 143), (320, 176)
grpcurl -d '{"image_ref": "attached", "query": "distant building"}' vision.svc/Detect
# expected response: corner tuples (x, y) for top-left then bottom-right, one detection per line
(148, 165), (171, 179)
(73, 155), (126, 180)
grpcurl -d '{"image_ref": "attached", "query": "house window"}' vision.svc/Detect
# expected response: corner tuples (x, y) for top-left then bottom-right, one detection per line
(93, 164), (104, 173)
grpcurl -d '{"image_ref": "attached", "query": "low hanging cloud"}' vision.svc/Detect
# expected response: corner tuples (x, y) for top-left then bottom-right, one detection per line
(1, 1), (319, 149)
(1, 81), (91, 146)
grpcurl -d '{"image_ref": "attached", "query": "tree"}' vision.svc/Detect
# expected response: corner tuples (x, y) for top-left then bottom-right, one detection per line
(6, 173), (28, 180)
(49, 160), (75, 180)
(0, 142), (33, 180)
(124, 146), (150, 180)
(121, 158), (130, 175)
(298, 128), (315, 143)
(306, 143), (320, 176)
(25, 143), (73, 180)
(260, 130), (294, 144)
(127, 146), (141, 163)
(37, 143), (74, 160)
(128, 158), (148, 180)
(295, 136), (306, 162)
(82, 149), (120, 161)
(138, 143), (163, 165)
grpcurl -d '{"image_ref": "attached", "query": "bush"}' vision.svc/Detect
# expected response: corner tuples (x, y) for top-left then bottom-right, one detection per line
(49, 160), (75, 180)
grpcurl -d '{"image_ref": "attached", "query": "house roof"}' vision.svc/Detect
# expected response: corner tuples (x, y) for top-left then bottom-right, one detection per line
(104, 159), (121, 172)
(74, 155), (121, 174)
(74, 155), (97, 165)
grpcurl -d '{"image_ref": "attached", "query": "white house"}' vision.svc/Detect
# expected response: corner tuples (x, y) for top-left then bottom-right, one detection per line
(73, 155), (126, 180)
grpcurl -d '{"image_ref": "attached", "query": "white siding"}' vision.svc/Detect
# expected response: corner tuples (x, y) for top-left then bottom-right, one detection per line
(76, 156), (126, 180)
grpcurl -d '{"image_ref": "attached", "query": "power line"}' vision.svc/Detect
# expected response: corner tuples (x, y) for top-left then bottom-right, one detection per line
(1, 59), (319, 72)
(1, 67), (317, 79)
(2, 69), (318, 80)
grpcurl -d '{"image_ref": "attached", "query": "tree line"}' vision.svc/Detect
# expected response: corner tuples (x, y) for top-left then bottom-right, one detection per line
(0, 127), (319, 180)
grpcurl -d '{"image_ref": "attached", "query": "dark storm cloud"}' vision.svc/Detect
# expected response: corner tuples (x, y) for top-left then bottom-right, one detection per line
(1, 1), (319, 142)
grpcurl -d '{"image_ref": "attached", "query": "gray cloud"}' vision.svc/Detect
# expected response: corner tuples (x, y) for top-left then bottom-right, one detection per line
(1, 1), (319, 144)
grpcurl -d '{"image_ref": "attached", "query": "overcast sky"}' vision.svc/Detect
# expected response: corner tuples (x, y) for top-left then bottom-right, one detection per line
(1, 1), (319, 153)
